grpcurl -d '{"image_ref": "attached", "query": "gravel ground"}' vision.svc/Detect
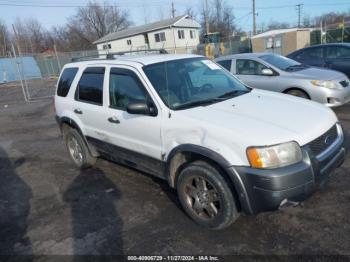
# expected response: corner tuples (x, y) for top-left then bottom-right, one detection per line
(0, 81), (350, 261)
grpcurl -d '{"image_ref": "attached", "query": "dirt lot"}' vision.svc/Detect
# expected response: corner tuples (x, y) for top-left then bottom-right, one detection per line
(1, 81), (350, 260)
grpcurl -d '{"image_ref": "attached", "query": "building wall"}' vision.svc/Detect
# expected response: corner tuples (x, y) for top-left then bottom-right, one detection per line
(147, 27), (199, 53)
(282, 31), (297, 55)
(296, 30), (311, 50)
(97, 34), (147, 53)
(252, 30), (311, 55)
(97, 27), (200, 54)
(251, 38), (264, 53)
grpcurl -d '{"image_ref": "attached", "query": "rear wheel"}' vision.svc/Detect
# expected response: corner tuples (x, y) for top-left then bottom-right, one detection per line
(176, 161), (239, 230)
(286, 89), (309, 99)
(63, 127), (96, 169)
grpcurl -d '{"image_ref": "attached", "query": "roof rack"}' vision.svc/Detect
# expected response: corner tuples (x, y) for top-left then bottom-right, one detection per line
(71, 48), (168, 62)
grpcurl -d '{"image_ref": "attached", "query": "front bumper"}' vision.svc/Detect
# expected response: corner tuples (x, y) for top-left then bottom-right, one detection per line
(322, 86), (350, 107)
(229, 128), (347, 215)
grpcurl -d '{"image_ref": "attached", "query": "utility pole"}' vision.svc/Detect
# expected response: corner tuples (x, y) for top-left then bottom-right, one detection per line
(252, 0), (256, 35)
(204, 0), (209, 35)
(296, 3), (303, 28)
(171, 1), (176, 18)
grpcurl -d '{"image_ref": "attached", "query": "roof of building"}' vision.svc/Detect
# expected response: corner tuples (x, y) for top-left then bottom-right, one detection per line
(251, 28), (311, 39)
(66, 54), (204, 67)
(94, 15), (200, 44)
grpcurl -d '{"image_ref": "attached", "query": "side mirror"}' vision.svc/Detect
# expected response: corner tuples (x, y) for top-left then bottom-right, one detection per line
(261, 68), (274, 76)
(127, 101), (157, 116)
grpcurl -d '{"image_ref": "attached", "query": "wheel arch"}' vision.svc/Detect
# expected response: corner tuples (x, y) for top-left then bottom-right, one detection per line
(56, 116), (99, 157)
(283, 87), (311, 99)
(165, 144), (248, 211)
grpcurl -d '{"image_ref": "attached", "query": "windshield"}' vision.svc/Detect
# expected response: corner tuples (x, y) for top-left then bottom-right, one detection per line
(260, 54), (306, 71)
(143, 58), (250, 110)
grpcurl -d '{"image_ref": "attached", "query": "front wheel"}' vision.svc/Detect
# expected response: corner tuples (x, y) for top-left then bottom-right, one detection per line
(286, 89), (309, 99)
(176, 161), (239, 230)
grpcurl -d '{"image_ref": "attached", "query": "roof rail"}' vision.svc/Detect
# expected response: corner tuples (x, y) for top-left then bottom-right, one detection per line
(71, 49), (168, 62)
(71, 54), (113, 62)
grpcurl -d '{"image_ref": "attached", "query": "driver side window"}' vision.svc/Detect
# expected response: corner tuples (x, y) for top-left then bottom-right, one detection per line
(236, 59), (268, 75)
(109, 68), (148, 110)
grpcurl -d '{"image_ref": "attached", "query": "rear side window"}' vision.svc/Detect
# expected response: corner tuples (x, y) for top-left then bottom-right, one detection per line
(326, 46), (350, 59)
(217, 60), (232, 71)
(57, 67), (78, 97)
(76, 67), (105, 105)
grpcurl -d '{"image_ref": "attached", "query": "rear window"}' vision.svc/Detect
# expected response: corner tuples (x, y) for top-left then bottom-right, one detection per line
(57, 67), (78, 97)
(76, 67), (105, 105)
(217, 60), (232, 71)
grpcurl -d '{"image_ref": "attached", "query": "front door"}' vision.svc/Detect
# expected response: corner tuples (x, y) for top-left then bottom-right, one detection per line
(234, 59), (278, 92)
(99, 66), (163, 176)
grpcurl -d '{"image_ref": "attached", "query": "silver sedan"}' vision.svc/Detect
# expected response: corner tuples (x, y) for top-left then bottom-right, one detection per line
(215, 53), (350, 107)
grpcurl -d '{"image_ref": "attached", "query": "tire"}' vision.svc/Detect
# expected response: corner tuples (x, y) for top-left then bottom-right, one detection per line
(63, 127), (96, 169)
(176, 160), (239, 230)
(286, 89), (309, 99)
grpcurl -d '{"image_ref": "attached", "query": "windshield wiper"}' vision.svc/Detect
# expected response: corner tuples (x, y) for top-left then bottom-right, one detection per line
(217, 89), (250, 99)
(285, 64), (306, 71)
(174, 98), (223, 110)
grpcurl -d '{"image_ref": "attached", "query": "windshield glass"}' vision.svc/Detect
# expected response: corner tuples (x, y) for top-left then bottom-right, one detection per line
(143, 57), (249, 110)
(260, 54), (305, 71)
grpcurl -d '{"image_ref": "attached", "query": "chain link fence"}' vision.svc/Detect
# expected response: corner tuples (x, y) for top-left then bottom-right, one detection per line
(0, 40), (250, 104)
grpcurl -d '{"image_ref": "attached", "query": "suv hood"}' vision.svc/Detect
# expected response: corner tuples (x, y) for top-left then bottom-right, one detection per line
(290, 66), (346, 81)
(177, 89), (337, 147)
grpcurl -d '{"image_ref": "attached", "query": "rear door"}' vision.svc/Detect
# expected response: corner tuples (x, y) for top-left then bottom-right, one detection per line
(233, 58), (279, 92)
(72, 66), (108, 142)
(325, 45), (350, 78)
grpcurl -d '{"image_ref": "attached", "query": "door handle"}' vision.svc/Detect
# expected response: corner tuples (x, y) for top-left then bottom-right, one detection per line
(108, 116), (120, 124)
(74, 108), (83, 114)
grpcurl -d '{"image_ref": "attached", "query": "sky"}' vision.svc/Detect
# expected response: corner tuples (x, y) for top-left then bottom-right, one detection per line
(0, 0), (349, 32)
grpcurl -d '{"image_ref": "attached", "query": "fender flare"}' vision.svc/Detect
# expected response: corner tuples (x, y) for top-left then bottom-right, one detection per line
(165, 144), (252, 214)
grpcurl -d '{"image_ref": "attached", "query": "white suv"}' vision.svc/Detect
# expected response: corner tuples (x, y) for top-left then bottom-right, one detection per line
(55, 53), (346, 229)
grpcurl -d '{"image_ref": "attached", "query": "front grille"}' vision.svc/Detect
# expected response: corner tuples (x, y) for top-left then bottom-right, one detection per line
(307, 125), (338, 156)
(340, 80), (349, 87)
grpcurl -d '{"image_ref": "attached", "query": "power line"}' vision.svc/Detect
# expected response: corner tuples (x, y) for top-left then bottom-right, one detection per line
(0, 1), (349, 9)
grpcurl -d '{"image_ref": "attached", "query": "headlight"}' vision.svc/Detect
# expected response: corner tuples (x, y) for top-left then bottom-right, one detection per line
(311, 80), (337, 89)
(246, 141), (302, 169)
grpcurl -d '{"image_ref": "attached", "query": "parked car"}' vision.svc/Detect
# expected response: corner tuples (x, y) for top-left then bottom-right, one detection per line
(287, 43), (350, 78)
(215, 53), (350, 107)
(55, 52), (346, 230)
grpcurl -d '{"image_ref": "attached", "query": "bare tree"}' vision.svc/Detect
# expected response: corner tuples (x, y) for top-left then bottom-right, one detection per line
(64, 0), (132, 49)
(0, 19), (11, 57)
(185, 7), (197, 20)
(199, 0), (236, 40)
(266, 21), (290, 30)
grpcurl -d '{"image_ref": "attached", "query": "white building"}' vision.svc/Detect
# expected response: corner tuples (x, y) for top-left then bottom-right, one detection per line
(94, 15), (201, 54)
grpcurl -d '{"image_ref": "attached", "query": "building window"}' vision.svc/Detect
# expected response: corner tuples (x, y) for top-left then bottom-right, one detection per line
(178, 30), (185, 39)
(103, 43), (111, 50)
(155, 32), (166, 42)
(127, 39), (132, 45)
(190, 30), (196, 39)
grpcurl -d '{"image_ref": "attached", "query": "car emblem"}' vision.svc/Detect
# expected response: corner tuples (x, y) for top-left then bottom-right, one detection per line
(324, 135), (332, 145)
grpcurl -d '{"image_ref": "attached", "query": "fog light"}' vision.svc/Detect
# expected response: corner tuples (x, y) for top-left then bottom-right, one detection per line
(328, 97), (341, 104)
